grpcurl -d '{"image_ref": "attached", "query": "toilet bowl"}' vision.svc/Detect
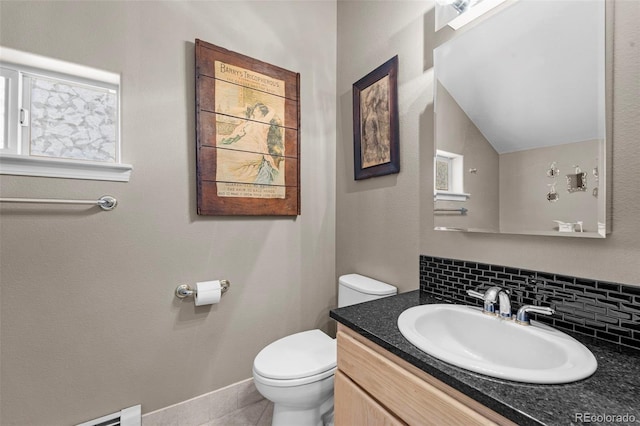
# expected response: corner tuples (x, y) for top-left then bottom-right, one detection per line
(252, 274), (397, 426)
(253, 330), (336, 426)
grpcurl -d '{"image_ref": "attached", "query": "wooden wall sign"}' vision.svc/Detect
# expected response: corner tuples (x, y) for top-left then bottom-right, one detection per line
(195, 39), (301, 215)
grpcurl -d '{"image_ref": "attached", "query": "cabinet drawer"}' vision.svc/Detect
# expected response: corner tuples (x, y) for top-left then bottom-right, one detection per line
(337, 326), (515, 426)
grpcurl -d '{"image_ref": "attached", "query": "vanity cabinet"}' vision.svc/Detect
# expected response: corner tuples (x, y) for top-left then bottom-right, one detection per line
(335, 324), (516, 426)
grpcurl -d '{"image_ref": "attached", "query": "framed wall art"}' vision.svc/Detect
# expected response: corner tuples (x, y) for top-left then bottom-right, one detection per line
(352, 55), (400, 180)
(195, 39), (301, 215)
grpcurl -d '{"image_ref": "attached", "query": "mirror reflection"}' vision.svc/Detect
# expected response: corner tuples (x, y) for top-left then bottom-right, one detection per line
(566, 168), (588, 193)
(433, 0), (607, 237)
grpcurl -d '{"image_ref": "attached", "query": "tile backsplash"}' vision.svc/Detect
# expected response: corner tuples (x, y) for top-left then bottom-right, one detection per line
(420, 255), (640, 351)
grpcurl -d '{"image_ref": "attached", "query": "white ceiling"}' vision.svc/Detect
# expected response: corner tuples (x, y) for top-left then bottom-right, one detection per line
(435, 0), (605, 154)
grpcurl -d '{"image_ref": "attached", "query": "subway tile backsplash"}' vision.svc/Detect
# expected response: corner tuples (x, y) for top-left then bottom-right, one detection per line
(420, 255), (640, 351)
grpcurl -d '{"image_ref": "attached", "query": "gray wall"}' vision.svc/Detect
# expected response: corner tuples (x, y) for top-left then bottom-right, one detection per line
(336, 0), (433, 293)
(0, 1), (336, 425)
(499, 139), (600, 233)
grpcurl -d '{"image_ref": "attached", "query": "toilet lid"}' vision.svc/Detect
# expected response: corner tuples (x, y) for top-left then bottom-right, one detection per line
(339, 274), (396, 295)
(253, 329), (336, 380)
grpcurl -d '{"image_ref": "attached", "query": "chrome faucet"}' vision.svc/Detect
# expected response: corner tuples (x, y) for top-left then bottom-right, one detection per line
(468, 286), (556, 325)
(467, 286), (512, 318)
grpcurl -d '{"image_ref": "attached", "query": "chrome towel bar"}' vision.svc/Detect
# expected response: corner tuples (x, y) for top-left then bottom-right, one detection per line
(0, 195), (117, 211)
(434, 207), (468, 215)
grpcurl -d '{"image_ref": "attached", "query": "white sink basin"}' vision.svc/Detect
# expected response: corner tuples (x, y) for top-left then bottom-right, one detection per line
(397, 304), (597, 384)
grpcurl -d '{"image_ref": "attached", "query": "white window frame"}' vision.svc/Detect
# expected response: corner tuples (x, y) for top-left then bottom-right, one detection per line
(0, 46), (132, 181)
(1, 67), (19, 152)
(434, 149), (469, 201)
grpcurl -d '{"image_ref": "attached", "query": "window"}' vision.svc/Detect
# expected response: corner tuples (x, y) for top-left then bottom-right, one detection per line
(434, 149), (469, 201)
(435, 154), (453, 191)
(0, 46), (131, 181)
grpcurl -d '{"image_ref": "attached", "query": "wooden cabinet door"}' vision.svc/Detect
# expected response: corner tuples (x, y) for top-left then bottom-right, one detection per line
(337, 325), (516, 426)
(335, 370), (406, 426)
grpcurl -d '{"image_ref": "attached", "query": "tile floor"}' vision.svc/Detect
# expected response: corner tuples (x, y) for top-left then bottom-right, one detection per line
(202, 399), (273, 426)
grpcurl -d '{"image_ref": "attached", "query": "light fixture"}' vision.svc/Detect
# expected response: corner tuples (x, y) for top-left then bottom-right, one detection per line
(436, 0), (472, 13)
(444, 0), (511, 30)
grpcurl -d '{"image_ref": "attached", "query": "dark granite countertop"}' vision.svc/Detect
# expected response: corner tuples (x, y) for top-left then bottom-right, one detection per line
(330, 290), (640, 426)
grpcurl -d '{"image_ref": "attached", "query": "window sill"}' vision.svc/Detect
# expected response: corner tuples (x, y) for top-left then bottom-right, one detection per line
(0, 154), (132, 182)
(434, 191), (470, 202)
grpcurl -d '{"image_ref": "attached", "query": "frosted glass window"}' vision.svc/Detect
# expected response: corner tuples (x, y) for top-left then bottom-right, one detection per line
(0, 47), (131, 181)
(435, 157), (450, 191)
(29, 76), (117, 162)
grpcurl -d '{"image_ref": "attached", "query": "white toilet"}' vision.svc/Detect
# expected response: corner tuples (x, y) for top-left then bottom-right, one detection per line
(252, 274), (397, 426)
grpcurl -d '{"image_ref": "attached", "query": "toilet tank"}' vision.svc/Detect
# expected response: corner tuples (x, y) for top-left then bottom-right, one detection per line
(338, 274), (397, 308)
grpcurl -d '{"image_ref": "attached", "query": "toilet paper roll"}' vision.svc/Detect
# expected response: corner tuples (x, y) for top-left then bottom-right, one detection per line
(195, 280), (222, 306)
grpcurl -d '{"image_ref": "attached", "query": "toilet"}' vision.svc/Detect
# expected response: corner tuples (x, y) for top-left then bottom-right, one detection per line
(252, 274), (397, 426)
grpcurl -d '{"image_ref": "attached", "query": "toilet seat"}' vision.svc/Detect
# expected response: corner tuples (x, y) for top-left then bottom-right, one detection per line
(253, 366), (337, 388)
(253, 329), (336, 387)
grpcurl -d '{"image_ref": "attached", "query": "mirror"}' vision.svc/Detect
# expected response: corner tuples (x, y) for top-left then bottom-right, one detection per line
(433, 0), (608, 238)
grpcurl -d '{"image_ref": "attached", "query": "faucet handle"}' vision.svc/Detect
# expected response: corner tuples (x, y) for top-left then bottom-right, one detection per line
(467, 287), (505, 299)
(466, 288), (498, 315)
(515, 305), (555, 325)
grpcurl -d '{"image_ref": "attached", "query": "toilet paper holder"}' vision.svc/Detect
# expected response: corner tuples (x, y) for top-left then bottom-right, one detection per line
(175, 280), (230, 299)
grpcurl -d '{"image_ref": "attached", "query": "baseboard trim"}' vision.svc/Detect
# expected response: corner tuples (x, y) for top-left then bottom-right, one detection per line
(142, 378), (266, 426)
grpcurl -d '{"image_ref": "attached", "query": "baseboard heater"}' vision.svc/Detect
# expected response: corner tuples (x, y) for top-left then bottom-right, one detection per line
(76, 405), (141, 426)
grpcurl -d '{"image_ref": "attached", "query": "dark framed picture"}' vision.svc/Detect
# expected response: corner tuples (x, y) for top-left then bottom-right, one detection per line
(352, 55), (400, 180)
